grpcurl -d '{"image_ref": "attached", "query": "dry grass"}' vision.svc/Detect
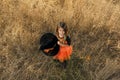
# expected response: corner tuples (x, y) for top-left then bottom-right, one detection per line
(0, 0), (120, 80)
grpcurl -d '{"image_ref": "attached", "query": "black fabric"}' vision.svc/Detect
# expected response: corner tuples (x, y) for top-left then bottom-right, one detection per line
(66, 36), (71, 45)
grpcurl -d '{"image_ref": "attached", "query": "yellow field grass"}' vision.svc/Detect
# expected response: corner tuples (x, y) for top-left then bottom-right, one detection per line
(0, 0), (120, 80)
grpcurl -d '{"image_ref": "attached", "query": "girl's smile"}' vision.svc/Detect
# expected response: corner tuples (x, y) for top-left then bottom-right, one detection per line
(58, 27), (65, 38)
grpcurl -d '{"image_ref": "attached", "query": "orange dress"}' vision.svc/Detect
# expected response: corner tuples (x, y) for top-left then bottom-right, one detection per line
(53, 36), (72, 62)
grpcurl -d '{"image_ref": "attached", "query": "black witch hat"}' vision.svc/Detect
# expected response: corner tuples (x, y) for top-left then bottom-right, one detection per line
(39, 33), (59, 56)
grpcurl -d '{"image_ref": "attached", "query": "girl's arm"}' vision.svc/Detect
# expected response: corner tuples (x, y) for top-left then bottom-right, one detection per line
(57, 41), (69, 46)
(66, 36), (71, 45)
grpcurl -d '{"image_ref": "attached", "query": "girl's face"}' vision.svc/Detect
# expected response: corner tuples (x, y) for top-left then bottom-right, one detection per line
(58, 27), (65, 38)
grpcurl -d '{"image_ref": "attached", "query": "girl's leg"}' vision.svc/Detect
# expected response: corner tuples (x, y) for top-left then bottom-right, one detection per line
(61, 60), (68, 68)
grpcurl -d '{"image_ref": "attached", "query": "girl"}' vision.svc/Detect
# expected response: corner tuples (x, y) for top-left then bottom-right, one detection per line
(53, 22), (72, 67)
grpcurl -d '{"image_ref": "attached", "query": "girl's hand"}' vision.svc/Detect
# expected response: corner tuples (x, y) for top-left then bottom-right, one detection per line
(57, 41), (60, 45)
